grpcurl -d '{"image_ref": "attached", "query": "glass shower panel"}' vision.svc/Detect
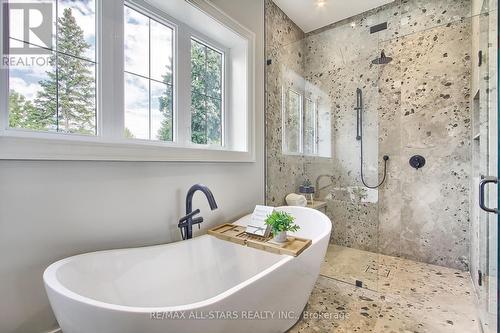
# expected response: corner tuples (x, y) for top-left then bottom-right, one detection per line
(265, 37), (308, 208)
(373, 12), (482, 293)
(303, 12), (383, 290)
(474, 6), (498, 332)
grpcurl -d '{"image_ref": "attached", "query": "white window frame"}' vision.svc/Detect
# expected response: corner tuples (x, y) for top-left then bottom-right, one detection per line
(0, 0), (255, 162)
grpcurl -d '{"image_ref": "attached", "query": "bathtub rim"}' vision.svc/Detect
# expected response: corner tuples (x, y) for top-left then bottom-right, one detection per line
(44, 206), (331, 314)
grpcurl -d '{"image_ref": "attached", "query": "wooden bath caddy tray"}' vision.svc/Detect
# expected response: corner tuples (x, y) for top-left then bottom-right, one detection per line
(208, 224), (311, 257)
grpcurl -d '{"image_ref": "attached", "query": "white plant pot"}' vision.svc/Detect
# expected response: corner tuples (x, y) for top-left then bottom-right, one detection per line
(273, 231), (287, 243)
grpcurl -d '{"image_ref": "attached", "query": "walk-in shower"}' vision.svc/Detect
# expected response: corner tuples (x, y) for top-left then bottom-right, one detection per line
(355, 88), (389, 189)
(266, 0), (498, 330)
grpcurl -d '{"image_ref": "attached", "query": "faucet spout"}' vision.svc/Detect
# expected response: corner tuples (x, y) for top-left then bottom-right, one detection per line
(186, 184), (218, 214)
(180, 184), (218, 240)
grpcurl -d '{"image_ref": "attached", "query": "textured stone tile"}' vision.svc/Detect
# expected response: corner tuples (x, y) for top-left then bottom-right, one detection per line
(375, 295), (481, 333)
(328, 200), (379, 252)
(378, 256), (476, 300)
(376, 172), (402, 257)
(400, 0), (472, 38)
(375, 259), (480, 333)
(321, 245), (397, 291)
(306, 1), (402, 43)
(288, 275), (385, 333)
(267, 157), (306, 206)
(265, 0), (304, 50)
(293, 245), (481, 333)
(399, 147), (470, 270)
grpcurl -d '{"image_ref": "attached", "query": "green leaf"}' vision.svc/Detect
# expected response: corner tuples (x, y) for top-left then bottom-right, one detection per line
(264, 211), (300, 235)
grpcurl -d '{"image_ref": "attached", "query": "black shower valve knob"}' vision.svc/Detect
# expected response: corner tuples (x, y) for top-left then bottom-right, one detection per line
(409, 155), (426, 170)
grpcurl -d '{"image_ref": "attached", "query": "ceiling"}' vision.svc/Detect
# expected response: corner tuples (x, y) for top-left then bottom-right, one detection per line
(272, 0), (394, 33)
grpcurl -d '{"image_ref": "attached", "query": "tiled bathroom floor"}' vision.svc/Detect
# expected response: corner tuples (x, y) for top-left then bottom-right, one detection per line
(289, 245), (481, 333)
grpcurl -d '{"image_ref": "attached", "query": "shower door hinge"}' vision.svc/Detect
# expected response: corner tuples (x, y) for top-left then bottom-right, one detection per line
(478, 270), (483, 286)
(478, 50), (483, 67)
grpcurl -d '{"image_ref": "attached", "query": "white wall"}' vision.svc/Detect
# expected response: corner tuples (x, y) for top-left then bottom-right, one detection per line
(0, 0), (265, 332)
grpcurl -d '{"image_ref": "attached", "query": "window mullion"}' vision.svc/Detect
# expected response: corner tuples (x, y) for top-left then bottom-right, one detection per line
(148, 18), (152, 140)
(204, 45), (208, 144)
(55, 0), (59, 132)
(101, 0), (124, 140)
(299, 94), (303, 154)
(0, 2), (8, 134)
(223, 50), (230, 149)
(176, 25), (191, 146)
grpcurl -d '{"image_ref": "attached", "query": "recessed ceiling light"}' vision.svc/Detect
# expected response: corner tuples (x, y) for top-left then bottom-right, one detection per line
(317, 0), (326, 8)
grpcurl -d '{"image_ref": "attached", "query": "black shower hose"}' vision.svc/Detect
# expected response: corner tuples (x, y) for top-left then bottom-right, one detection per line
(357, 90), (389, 189)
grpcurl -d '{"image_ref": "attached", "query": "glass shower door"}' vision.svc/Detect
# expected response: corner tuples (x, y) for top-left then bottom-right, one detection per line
(473, 5), (498, 332)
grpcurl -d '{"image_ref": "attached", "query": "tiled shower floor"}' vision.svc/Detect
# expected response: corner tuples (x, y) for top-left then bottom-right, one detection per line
(289, 245), (481, 332)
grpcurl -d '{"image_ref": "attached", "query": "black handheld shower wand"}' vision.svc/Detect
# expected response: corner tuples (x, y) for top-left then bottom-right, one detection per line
(355, 88), (389, 189)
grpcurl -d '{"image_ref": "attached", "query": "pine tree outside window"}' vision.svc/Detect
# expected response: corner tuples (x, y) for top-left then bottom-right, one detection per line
(7, 0), (97, 135)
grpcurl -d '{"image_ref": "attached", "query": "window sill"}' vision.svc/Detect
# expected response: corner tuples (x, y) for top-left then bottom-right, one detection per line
(282, 152), (332, 159)
(0, 134), (255, 162)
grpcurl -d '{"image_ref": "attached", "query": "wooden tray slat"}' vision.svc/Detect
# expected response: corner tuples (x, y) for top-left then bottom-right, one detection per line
(208, 224), (247, 245)
(208, 223), (311, 257)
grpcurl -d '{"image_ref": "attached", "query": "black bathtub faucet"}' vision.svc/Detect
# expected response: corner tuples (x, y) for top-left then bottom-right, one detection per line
(178, 184), (218, 240)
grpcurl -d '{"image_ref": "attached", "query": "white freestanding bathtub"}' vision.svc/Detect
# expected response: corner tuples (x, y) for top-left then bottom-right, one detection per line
(44, 206), (331, 333)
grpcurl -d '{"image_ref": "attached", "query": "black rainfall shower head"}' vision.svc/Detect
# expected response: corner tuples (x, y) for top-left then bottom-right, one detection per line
(372, 50), (393, 65)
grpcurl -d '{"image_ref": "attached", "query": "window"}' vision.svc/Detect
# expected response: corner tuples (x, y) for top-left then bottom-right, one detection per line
(0, 0), (254, 161)
(190, 39), (223, 146)
(283, 89), (302, 154)
(124, 6), (174, 141)
(7, 0), (97, 135)
(282, 88), (323, 157)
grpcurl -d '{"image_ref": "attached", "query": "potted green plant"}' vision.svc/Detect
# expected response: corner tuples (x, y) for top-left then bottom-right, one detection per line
(265, 211), (300, 243)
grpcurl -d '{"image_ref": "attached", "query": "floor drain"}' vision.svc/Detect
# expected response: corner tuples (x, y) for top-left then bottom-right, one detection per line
(355, 280), (363, 288)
